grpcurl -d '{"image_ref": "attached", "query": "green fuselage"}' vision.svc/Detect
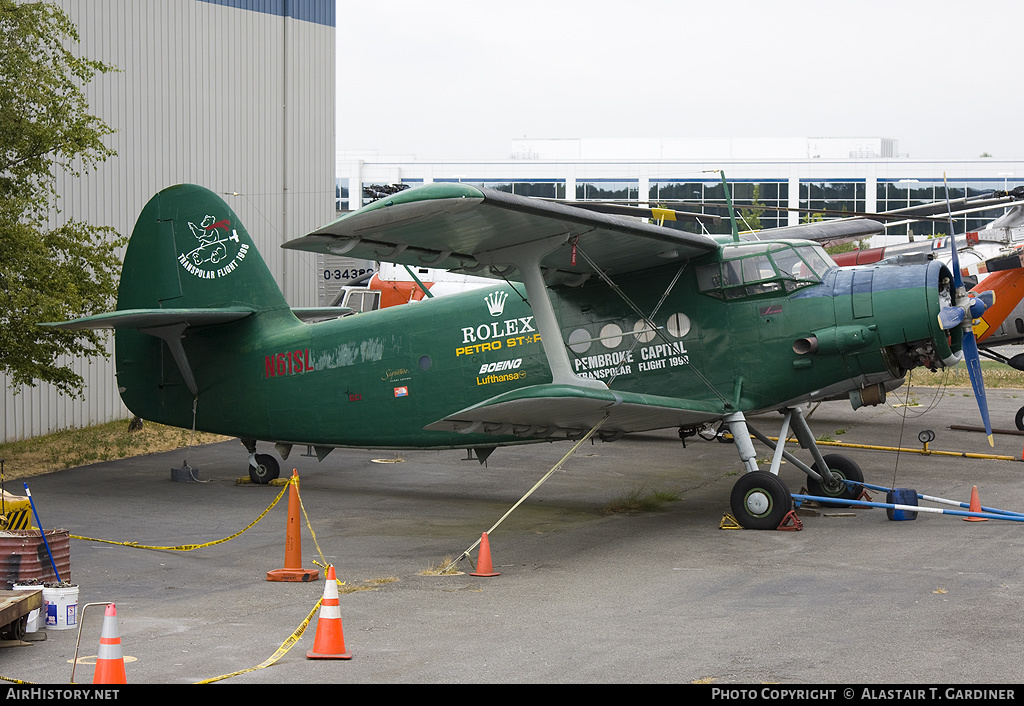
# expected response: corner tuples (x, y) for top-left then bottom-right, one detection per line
(115, 254), (952, 451)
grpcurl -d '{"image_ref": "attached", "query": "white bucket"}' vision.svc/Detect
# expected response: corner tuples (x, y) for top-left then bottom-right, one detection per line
(12, 585), (43, 633)
(42, 584), (78, 630)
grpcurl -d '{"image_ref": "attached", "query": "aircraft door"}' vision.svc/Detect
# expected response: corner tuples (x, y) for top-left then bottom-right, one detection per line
(851, 269), (873, 319)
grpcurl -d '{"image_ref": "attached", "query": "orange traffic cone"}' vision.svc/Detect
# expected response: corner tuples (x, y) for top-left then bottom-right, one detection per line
(964, 485), (988, 522)
(470, 532), (499, 577)
(306, 566), (351, 659)
(267, 471), (319, 582)
(93, 603), (126, 684)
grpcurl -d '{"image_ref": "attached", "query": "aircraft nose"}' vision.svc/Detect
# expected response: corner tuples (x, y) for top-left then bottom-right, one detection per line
(863, 260), (960, 372)
(792, 261), (959, 377)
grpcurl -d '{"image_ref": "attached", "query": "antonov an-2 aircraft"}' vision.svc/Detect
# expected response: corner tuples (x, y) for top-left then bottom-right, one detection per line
(47, 183), (992, 530)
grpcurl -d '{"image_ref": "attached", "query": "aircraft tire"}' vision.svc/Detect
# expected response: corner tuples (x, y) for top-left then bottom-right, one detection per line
(1015, 406), (1024, 432)
(730, 471), (792, 530)
(807, 454), (864, 507)
(249, 453), (281, 484)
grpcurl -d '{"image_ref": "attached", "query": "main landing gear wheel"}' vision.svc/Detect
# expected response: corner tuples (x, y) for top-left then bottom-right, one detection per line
(807, 454), (864, 507)
(730, 471), (792, 530)
(249, 453), (281, 484)
(1015, 406), (1024, 432)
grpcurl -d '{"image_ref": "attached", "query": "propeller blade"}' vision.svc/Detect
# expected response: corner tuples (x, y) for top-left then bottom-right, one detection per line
(938, 306), (966, 331)
(972, 290), (995, 314)
(944, 178), (965, 293)
(961, 330), (994, 446)
(944, 173), (993, 446)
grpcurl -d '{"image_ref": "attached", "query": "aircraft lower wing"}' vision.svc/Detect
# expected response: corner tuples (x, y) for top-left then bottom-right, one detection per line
(424, 383), (727, 440)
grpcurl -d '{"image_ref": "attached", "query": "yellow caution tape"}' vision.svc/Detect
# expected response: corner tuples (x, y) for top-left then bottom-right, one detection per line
(0, 597), (328, 686)
(293, 480), (329, 570)
(194, 597), (323, 684)
(70, 475), (295, 551)
(0, 674), (34, 684)
(0, 470), (341, 685)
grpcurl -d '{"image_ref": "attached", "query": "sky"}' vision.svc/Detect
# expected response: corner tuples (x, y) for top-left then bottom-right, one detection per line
(335, 0), (1024, 161)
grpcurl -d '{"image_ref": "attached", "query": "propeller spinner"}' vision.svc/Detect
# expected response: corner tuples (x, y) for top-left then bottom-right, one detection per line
(937, 174), (995, 446)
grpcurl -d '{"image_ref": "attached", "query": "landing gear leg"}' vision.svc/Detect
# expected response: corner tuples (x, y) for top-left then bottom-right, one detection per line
(741, 406), (863, 508)
(723, 412), (759, 473)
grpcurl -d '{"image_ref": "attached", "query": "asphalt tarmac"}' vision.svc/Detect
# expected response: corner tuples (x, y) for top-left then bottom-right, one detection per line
(3, 387), (1024, 685)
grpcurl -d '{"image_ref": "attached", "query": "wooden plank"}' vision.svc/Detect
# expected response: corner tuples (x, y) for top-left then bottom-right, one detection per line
(0, 589), (42, 627)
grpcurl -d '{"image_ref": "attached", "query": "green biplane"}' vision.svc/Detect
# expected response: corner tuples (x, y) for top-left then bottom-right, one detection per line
(47, 182), (991, 529)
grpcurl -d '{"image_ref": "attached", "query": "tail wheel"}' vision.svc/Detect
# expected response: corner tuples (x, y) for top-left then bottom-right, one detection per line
(249, 453), (281, 484)
(730, 471), (792, 530)
(807, 454), (864, 507)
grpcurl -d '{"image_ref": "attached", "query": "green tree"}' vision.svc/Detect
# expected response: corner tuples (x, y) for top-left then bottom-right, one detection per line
(1, 0), (122, 396)
(738, 184), (765, 232)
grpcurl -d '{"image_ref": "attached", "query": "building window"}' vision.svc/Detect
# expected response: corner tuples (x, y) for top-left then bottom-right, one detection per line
(799, 181), (865, 220)
(649, 180), (788, 235)
(576, 181), (639, 201)
(336, 178), (348, 211)
(438, 180), (565, 199)
(876, 179), (1024, 238)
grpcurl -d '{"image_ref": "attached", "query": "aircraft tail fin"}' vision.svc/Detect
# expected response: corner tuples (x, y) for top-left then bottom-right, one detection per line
(43, 184), (292, 404)
(117, 184), (288, 313)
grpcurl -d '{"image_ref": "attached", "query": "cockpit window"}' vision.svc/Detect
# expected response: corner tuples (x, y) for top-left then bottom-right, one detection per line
(798, 246), (834, 279)
(697, 242), (834, 300)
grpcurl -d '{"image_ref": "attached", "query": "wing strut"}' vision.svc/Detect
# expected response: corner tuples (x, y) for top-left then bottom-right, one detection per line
(572, 241), (731, 406)
(476, 235), (606, 390)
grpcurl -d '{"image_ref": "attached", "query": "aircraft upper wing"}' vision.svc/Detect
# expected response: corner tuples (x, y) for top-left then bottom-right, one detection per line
(283, 183), (721, 283)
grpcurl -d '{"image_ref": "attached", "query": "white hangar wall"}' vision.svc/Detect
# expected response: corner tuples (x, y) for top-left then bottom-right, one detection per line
(2, 0), (336, 442)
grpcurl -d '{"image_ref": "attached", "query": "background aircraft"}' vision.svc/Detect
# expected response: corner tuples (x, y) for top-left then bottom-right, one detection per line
(832, 202), (1024, 349)
(46, 183), (992, 529)
(331, 262), (492, 313)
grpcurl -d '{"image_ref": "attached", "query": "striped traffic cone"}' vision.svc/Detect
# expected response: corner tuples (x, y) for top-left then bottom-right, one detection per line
(93, 604), (127, 684)
(306, 566), (351, 659)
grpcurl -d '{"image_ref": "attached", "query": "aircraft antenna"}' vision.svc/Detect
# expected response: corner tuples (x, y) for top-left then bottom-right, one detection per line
(706, 170), (740, 242)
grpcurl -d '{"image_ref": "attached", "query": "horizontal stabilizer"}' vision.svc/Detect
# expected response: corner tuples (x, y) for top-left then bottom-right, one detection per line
(41, 308), (254, 331)
(290, 307), (351, 322)
(42, 308), (254, 398)
(425, 383), (726, 440)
